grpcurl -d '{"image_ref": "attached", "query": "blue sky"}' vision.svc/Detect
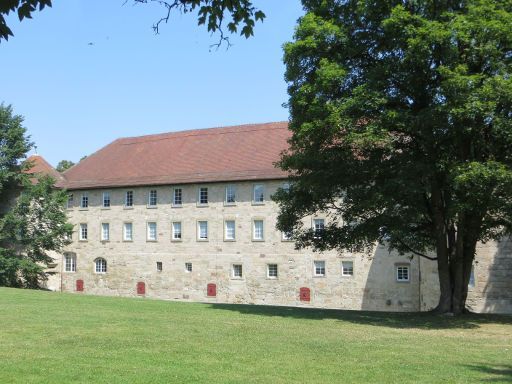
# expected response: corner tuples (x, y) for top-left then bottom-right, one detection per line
(1, 1), (303, 166)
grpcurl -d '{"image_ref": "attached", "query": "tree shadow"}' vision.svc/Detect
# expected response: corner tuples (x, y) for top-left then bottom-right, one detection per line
(208, 303), (512, 330)
(465, 364), (512, 382)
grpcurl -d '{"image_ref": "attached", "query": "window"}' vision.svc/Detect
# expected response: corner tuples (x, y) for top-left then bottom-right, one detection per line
(282, 231), (292, 241)
(123, 222), (133, 241)
(79, 223), (88, 241)
(468, 265), (475, 288)
(80, 193), (88, 209)
(95, 258), (107, 273)
(198, 221), (208, 240)
(396, 265), (410, 282)
(148, 189), (157, 207)
(67, 193), (74, 209)
(185, 262), (192, 272)
(342, 261), (354, 276)
(173, 188), (183, 206)
(102, 191), (110, 208)
(225, 185), (236, 204)
(125, 190), (134, 207)
(314, 218), (325, 237)
(156, 262), (163, 272)
(101, 223), (110, 241)
(198, 187), (208, 205)
(172, 222), (182, 240)
(282, 182), (291, 192)
(267, 264), (278, 279)
(253, 184), (264, 203)
(64, 254), (76, 272)
(225, 220), (236, 240)
(253, 220), (264, 241)
(232, 264), (243, 278)
(147, 222), (157, 241)
(314, 260), (326, 277)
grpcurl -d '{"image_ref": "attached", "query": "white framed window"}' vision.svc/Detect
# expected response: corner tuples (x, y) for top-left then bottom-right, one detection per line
(148, 189), (157, 207)
(253, 220), (264, 241)
(156, 261), (163, 272)
(172, 221), (182, 240)
(173, 187), (183, 206)
(198, 187), (208, 205)
(313, 218), (325, 237)
(267, 264), (278, 279)
(232, 264), (243, 279)
(64, 253), (76, 272)
(67, 193), (74, 209)
(198, 221), (208, 240)
(80, 193), (88, 209)
(253, 184), (264, 203)
(123, 222), (133, 241)
(147, 222), (157, 241)
(342, 261), (354, 276)
(314, 260), (326, 277)
(79, 223), (88, 241)
(125, 190), (134, 207)
(396, 265), (410, 282)
(101, 223), (110, 241)
(224, 220), (236, 240)
(225, 185), (236, 204)
(95, 258), (107, 273)
(102, 191), (110, 208)
(185, 262), (192, 273)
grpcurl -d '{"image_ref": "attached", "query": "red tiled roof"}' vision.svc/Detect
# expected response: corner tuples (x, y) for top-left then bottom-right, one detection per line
(24, 155), (64, 184)
(58, 122), (291, 190)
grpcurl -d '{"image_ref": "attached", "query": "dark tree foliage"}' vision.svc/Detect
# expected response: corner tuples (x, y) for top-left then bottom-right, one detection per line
(275, 0), (512, 314)
(56, 160), (74, 173)
(0, 0), (51, 41)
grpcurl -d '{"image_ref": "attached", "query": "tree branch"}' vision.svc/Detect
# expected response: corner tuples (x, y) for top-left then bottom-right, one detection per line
(396, 237), (438, 260)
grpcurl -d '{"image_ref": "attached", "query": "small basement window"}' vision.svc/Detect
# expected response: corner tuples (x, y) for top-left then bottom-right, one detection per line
(156, 262), (162, 272)
(185, 262), (192, 272)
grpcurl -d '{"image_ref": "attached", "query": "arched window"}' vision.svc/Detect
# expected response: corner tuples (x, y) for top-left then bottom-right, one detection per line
(95, 258), (107, 273)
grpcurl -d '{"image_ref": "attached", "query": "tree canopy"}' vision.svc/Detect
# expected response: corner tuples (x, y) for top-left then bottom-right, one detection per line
(274, 0), (512, 314)
(56, 160), (74, 173)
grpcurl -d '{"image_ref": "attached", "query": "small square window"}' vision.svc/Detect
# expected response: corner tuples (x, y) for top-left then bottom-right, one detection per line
(172, 222), (182, 240)
(101, 223), (110, 241)
(342, 261), (354, 276)
(156, 261), (163, 272)
(225, 220), (236, 240)
(396, 265), (410, 282)
(79, 223), (88, 241)
(173, 188), (183, 206)
(198, 187), (208, 205)
(123, 222), (133, 241)
(253, 184), (264, 203)
(314, 260), (325, 277)
(267, 264), (278, 279)
(102, 191), (110, 208)
(148, 189), (157, 207)
(147, 222), (157, 241)
(80, 193), (88, 209)
(198, 221), (208, 240)
(185, 262), (192, 272)
(125, 190), (134, 207)
(232, 264), (243, 278)
(225, 185), (236, 204)
(253, 220), (264, 241)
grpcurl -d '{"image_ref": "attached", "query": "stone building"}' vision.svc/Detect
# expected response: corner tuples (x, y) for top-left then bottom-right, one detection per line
(37, 122), (510, 313)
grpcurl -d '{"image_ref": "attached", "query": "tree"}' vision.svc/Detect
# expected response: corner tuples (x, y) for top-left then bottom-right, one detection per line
(0, 104), (72, 288)
(56, 160), (74, 173)
(0, 0), (265, 47)
(274, 0), (512, 314)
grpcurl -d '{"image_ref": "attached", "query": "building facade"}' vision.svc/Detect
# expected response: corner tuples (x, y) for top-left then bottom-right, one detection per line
(40, 122), (511, 313)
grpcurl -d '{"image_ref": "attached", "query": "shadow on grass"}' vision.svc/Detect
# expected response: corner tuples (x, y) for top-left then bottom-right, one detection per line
(208, 303), (512, 330)
(465, 364), (512, 382)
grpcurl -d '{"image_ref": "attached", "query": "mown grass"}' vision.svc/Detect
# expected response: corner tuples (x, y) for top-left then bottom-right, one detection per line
(0, 287), (511, 383)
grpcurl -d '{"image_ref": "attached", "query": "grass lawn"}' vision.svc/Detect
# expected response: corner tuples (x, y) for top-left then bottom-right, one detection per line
(0, 288), (511, 383)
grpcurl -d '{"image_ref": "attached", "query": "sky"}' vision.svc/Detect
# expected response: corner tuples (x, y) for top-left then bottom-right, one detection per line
(1, 0), (304, 166)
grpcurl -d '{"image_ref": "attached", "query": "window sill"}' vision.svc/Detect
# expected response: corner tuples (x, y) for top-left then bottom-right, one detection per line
(396, 280), (410, 283)
(146, 239), (158, 243)
(313, 275), (326, 278)
(101, 207), (111, 210)
(224, 202), (236, 207)
(252, 239), (265, 242)
(266, 277), (278, 280)
(196, 203), (209, 208)
(224, 238), (236, 242)
(122, 240), (133, 242)
(100, 240), (110, 243)
(231, 277), (244, 280)
(63, 271), (76, 274)
(172, 204), (183, 208)
(79, 240), (88, 242)
(171, 239), (183, 242)
(281, 239), (293, 242)
(123, 206), (134, 210)
(79, 208), (89, 211)
(146, 205), (158, 209)
(251, 202), (265, 206)
(341, 274), (354, 278)
(197, 238), (209, 242)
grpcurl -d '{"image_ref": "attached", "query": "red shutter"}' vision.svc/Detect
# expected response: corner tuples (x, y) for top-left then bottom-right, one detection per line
(299, 287), (310, 302)
(137, 282), (146, 295)
(76, 280), (84, 292)
(207, 283), (216, 297)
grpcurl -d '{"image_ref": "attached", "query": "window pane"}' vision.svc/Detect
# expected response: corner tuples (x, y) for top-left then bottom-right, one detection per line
(80, 224), (88, 240)
(148, 190), (157, 206)
(225, 220), (235, 240)
(172, 222), (182, 239)
(253, 220), (264, 240)
(225, 185), (236, 203)
(103, 192), (110, 207)
(233, 264), (242, 278)
(314, 261), (325, 276)
(253, 185), (264, 202)
(81, 194), (88, 208)
(198, 221), (208, 239)
(173, 188), (182, 205)
(125, 191), (133, 207)
(124, 223), (133, 241)
(268, 264), (278, 278)
(342, 261), (353, 276)
(199, 187), (208, 204)
(101, 223), (110, 241)
(185, 262), (192, 272)
(147, 222), (157, 240)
